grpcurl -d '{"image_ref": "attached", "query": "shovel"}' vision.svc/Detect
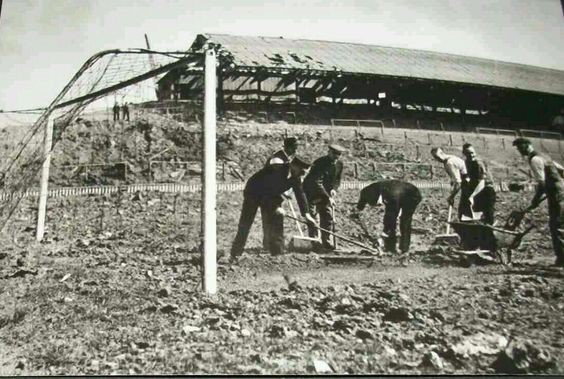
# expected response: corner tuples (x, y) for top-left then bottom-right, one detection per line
(285, 195), (304, 237)
(432, 205), (460, 245)
(331, 203), (338, 249)
(285, 213), (381, 255)
(283, 194), (319, 251)
(460, 202), (483, 222)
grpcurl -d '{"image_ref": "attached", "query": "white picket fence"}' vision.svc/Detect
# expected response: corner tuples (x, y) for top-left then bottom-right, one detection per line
(0, 180), (533, 201)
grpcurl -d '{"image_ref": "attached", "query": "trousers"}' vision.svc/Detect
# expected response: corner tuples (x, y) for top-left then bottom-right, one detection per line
(382, 192), (422, 253)
(307, 198), (333, 245)
(548, 200), (564, 261)
(459, 184), (496, 225)
(231, 195), (284, 257)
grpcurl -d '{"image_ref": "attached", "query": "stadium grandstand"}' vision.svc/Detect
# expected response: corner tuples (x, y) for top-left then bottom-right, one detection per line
(156, 33), (564, 133)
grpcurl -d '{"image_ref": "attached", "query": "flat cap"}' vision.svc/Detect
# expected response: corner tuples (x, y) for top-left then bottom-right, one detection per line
(329, 144), (346, 153)
(290, 156), (311, 169)
(512, 137), (532, 146)
(283, 137), (298, 148)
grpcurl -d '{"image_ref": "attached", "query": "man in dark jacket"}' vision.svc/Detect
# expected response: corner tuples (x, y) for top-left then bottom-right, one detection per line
(113, 102), (120, 121)
(460, 143), (496, 224)
(121, 102), (130, 122)
(353, 180), (422, 253)
(262, 137), (299, 250)
(265, 137), (298, 166)
(303, 144), (346, 250)
(230, 157), (315, 261)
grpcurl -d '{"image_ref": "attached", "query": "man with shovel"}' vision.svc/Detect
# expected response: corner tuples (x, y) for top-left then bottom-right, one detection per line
(351, 180), (422, 254)
(430, 147), (467, 212)
(303, 144), (346, 251)
(263, 137), (300, 251)
(229, 157), (316, 262)
(265, 137), (299, 166)
(510, 138), (564, 267)
(460, 143), (496, 225)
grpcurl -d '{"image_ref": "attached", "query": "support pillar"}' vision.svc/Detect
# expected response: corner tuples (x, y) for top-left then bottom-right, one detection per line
(36, 117), (54, 241)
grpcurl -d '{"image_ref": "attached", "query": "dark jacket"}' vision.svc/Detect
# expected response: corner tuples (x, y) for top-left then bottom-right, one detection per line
(545, 164), (564, 205)
(465, 158), (493, 187)
(264, 149), (290, 167)
(357, 180), (422, 211)
(244, 163), (309, 216)
(303, 155), (343, 202)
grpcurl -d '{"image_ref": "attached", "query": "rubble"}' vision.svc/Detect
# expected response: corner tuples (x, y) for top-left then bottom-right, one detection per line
(451, 333), (508, 357)
(421, 351), (444, 370)
(492, 339), (556, 374)
(383, 307), (413, 323)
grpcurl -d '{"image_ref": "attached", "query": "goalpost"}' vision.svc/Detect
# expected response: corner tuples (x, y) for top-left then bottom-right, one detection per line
(202, 49), (217, 294)
(1, 47), (219, 295)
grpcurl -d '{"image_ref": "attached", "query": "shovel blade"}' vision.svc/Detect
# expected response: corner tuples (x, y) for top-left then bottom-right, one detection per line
(432, 233), (460, 246)
(289, 236), (319, 253)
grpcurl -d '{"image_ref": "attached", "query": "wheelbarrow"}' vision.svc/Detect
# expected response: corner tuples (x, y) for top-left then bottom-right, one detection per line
(449, 221), (535, 266)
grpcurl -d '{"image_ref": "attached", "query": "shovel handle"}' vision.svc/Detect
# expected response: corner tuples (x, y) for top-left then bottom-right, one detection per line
(331, 204), (338, 249)
(286, 197), (304, 237)
(446, 205), (453, 234)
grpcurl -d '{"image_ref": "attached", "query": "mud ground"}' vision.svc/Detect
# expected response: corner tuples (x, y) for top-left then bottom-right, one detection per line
(0, 187), (563, 375)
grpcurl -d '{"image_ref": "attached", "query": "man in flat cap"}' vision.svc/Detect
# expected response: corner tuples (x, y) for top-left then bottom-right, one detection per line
(303, 144), (346, 250)
(230, 157), (316, 262)
(352, 179), (422, 254)
(511, 137), (564, 266)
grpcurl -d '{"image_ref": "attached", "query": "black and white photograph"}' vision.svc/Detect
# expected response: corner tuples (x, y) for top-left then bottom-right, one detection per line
(0, 0), (563, 375)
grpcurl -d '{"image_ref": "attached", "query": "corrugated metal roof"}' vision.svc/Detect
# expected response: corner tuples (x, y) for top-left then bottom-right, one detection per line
(192, 33), (564, 96)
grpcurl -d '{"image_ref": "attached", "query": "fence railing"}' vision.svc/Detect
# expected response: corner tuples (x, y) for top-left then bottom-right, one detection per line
(331, 119), (385, 135)
(518, 129), (561, 140)
(475, 127), (519, 137)
(0, 179), (535, 201)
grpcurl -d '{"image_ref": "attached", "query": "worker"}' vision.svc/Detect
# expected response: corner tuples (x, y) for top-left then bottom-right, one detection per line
(121, 102), (130, 122)
(510, 138), (564, 267)
(262, 136), (300, 251)
(265, 137), (299, 166)
(303, 144), (346, 250)
(112, 102), (120, 121)
(543, 162), (564, 267)
(430, 147), (467, 219)
(460, 143), (496, 224)
(351, 180), (422, 254)
(229, 157), (316, 262)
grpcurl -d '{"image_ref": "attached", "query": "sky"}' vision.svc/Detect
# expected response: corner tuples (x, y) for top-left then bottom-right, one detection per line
(0, 0), (563, 114)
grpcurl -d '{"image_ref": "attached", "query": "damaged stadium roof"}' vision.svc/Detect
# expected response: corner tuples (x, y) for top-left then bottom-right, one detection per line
(186, 33), (564, 97)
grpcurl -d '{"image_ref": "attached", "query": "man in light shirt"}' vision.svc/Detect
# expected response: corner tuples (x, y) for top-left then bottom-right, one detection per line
(512, 137), (564, 267)
(431, 147), (467, 218)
